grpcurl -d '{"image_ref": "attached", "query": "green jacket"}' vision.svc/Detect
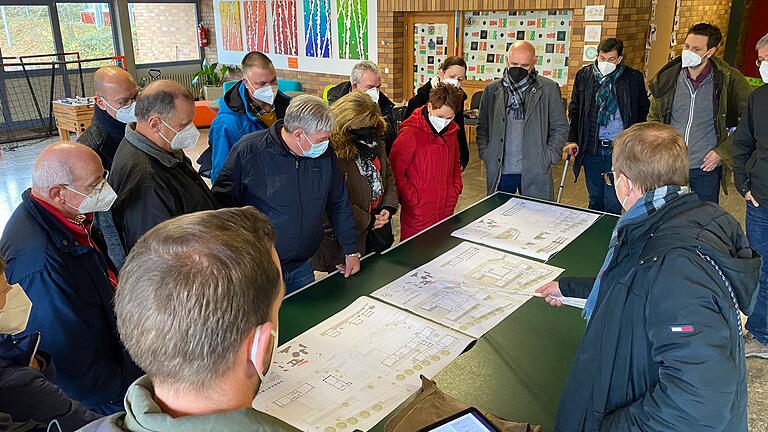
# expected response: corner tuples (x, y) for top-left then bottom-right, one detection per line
(77, 376), (299, 432)
(648, 56), (752, 191)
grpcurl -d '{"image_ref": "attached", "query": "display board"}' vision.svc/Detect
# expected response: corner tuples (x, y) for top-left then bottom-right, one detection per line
(412, 22), (450, 93)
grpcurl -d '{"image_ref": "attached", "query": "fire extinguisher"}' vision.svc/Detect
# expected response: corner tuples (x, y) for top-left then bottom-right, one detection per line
(198, 23), (209, 48)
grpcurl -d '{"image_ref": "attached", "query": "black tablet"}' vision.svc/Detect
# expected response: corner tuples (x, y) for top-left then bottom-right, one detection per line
(419, 407), (500, 432)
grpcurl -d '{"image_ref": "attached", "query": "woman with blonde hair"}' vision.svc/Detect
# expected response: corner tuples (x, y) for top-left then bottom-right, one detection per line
(312, 92), (399, 272)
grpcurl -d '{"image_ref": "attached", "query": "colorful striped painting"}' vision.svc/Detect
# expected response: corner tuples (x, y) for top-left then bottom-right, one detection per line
(304, 0), (332, 58)
(219, 1), (243, 51)
(337, 0), (368, 60)
(272, 0), (299, 55)
(243, 0), (269, 52)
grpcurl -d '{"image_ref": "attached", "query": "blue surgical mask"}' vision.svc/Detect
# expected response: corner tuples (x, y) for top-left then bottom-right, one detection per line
(299, 132), (329, 158)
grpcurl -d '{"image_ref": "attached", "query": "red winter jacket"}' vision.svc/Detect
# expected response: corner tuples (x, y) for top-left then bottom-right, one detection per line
(390, 107), (462, 240)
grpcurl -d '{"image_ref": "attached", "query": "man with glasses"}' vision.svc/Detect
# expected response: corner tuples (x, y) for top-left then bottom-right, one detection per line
(109, 80), (218, 254)
(0, 142), (142, 415)
(201, 51), (291, 182)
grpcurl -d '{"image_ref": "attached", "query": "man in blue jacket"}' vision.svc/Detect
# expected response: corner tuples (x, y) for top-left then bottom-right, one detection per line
(200, 51), (291, 182)
(213, 95), (361, 293)
(0, 143), (142, 414)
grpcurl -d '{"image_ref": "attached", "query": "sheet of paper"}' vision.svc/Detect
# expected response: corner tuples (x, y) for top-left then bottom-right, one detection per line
(253, 297), (473, 432)
(371, 242), (563, 338)
(452, 198), (600, 261)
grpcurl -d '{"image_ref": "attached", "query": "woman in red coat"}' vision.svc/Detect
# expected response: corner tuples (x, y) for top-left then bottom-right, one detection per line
(390, 83), (464, 240)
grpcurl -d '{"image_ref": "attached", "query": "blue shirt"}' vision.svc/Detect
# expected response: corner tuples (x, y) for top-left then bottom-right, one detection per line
(599, 107), (624, 141)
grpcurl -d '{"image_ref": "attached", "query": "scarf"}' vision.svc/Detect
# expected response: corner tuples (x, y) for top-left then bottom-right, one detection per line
(502, 68), (537, 120)
(582, 185), (691, 321)
(593, 61), (625, 127)
(354, 139), (383, 203)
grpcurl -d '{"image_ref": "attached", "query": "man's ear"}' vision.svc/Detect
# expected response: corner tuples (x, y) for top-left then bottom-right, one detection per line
(147, 115), (162, 133)
(250, 321), (274, 374)
(94, 96), (108, 111)
(48, 185), (68, 206)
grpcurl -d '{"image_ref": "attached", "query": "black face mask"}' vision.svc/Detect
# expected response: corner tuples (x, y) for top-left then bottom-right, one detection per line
(506, 66), (530, 84)
(349, 127), (379, 142)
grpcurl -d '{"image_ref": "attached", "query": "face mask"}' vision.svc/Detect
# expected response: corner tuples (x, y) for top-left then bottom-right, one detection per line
(160, 120), (200, 150)
(251, 325), (279, 383)
(618, 176), (633, 210)
(760, 61), (768, 84)
(0, 284), (32, 335)
(442, 78), (460, 87)
(597, 61), (616, 76)
(428, 115), (452, 133)
(65, 180), (117, 214)
(681, 49), (704, 68)
(250, 82), (278, 105)
(506, 66), (530, 84)
(299, 132), (329, 158)
(365, 87), (380, 104)
(102, 99), (137, 124)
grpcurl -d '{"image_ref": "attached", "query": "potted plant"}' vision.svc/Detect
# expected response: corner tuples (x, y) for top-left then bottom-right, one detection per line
(192, 59), (224, 101)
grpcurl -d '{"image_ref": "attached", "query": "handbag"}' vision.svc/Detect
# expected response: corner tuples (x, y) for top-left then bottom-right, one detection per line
(366, 219), (395, 253)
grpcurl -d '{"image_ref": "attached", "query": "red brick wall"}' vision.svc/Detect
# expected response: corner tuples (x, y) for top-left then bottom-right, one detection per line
(675, 0), (733, 55)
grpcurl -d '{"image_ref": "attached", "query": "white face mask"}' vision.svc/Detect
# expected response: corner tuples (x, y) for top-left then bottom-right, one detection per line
(597, 61), (617, 76)
(428, 115), (452, 133)
(618, 176), (634, 210)
(681, 49), (704, 68)
(102, 98), (137, 124)
(760, 61), (768, 84)
(251, 325), (279, 384)
(160, 120), (200, 150)
(442, 78), (460, 87)
(365, 87), (380, 104)
(249, 80), (278, 105)
(0, 284), (32, 335)
(65, 179), (117, 214)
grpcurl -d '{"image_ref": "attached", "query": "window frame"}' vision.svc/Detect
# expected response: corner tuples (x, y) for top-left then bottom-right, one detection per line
(126, 0), (203, 67)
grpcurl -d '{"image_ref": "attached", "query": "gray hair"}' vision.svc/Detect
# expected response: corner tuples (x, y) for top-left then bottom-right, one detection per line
(283, 95), (335, 134)
(135, 80), (193, 122)
(350, 60), (380, 84)
(757, 33), (768, 50)
(31, 157), (74, 195)
(116, 207), (281, 390)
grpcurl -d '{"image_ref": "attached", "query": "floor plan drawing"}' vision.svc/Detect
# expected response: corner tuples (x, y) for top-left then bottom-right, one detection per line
(371, 242), (564, 338)
(451, 198), (600, 260)
(252, 297), (472, 432)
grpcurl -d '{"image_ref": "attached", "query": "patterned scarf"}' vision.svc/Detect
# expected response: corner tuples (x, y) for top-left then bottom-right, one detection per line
(502, 68), (538, 120)
(354, 140), (383, 203)
(582, 185), (691, 321)
(592, 61), (625, 127)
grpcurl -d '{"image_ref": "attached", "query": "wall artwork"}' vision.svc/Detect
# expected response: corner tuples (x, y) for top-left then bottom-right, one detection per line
(219, 1), (243, 51)
(412, 23), (450, 92)
(272, 0), (299, 55)
(304, 0), (332, 58)
(462, 10), (572, 85)
(243, 0), (269, 52)
(337, 0), (369, 60)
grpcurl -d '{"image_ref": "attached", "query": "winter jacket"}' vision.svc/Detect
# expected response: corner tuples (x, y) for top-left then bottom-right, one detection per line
(0, 191), (143, 415)
(77, 375), (299, 431)
(312, 139), (399, 271)
(0, 334), (101, 429)
(109, 124), (218, 253)
(405, 80), (469, 169)
(648, 56), (752, 191)
(477, 74), (569, 199)
(199, 80), (291, 182)
(567, 64), (650, 179)
(212, 120), (359, 273)
(76, 106), (128, 170)
(732, 84), (768, 206)
(555, 192), (759, 431)
(390, 107), (462, 240)
(327, 81), (399, 153)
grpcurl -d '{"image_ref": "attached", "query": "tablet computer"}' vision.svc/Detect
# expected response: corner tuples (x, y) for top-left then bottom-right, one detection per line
(419, 407), (500, 432)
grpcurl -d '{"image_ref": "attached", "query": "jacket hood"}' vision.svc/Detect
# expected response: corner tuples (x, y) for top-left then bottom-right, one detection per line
(219, 80), (252, 119)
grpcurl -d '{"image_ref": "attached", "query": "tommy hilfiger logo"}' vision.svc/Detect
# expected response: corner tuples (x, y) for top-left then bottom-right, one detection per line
(670, 324), (695, 333)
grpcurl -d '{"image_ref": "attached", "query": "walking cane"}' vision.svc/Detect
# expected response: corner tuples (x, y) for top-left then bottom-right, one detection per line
(557, 152), (571, 203)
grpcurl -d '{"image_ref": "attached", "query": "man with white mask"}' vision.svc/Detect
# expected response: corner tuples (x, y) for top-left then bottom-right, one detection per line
(648, 22), (751, 204)
(201, 51), (291, 182)
(109, 80), (217, 253)
(0, 143), (142, 414)
(564, 38), (649, 214)
(733, 33), (768, 359)
(79, 208), (299, 431)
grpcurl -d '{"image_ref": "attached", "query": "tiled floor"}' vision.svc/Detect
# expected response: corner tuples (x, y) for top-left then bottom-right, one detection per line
(0, 132), (765, 430)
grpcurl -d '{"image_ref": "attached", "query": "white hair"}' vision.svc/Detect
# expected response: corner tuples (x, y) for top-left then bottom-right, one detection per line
(757, 33), (768, 50)
(32, 157), (75, 195)
(350, 61), (380, 84)
(283, 95), (335, 135)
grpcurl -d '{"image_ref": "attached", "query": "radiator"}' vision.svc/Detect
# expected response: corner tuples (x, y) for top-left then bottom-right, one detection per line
(144, 71), (202, 96)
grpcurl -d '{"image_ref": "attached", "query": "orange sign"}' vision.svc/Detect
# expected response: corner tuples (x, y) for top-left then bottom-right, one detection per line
(287, 57), (299, 69)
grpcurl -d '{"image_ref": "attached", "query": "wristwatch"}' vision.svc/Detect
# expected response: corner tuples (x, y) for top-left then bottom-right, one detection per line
(346, 252), (362, 258)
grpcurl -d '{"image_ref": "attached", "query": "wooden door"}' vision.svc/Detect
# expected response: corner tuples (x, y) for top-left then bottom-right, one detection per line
(404, 12), (456, 100)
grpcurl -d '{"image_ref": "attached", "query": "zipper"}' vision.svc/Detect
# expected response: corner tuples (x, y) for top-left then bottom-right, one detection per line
(683, 77), (697, 144)
(295, 157), (302, 260)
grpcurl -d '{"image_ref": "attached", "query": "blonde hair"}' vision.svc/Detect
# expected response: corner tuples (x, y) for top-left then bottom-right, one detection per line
(330, 92), (386, 160)
(612, 122), (689, 192)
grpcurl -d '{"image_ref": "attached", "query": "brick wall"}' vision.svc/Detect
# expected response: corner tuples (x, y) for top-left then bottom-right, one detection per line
(201, 0), (218, 64)
(131, 3), (199, 64)
(674, 0), (733, 55)
(616, 0), (654, 71)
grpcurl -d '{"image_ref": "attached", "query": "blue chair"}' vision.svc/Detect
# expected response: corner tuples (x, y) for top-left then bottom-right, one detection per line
(277, 79), (303, 92)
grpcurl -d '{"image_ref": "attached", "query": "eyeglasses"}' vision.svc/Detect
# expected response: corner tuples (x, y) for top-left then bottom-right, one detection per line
(602, 170), (617, 186)
(62, 170), (110, 193)
(757, 59), (767, 67)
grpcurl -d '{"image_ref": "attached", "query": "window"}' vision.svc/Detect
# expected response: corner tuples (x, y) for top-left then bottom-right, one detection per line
(57, 2), (116, 66)
(128, 2), (201, 65)
(0, 5), (56, 68)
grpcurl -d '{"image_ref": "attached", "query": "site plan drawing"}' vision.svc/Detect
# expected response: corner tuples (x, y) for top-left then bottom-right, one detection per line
(252, 297), (473, 432)
(371, 242), (564, 338)
(451, 198), (600, 261)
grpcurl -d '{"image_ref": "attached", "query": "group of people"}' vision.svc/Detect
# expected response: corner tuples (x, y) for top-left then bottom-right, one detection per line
(0, 17), (767, 432)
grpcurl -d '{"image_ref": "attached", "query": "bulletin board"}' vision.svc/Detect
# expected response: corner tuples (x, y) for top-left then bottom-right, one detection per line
(412, 23), (450, 92)
(462, 10), (572, 85)
(213, 0), (378, 74)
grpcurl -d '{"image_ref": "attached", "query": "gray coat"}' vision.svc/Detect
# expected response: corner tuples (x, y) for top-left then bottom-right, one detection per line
(476, 75), (569, 199)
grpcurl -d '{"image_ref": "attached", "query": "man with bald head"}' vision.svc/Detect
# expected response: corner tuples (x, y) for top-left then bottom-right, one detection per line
(0, 142), (142, 414)
(477, 41), (569, 199)
(78, 66), (139, 169)
(109, 80), (217, 253)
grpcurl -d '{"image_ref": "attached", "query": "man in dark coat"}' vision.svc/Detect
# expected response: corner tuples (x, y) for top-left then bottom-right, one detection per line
(0, 143), (142, 415)
(537, 123), (759, 431)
